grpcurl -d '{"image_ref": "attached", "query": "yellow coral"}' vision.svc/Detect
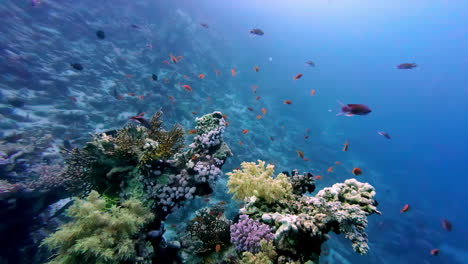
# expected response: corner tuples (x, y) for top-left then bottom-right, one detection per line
(240, 240), (277, 264)
(226, 160), (293, 203)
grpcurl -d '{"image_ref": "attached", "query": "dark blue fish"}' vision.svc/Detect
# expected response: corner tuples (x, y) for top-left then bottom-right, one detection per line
(129, 113), (151, 129)
(152, 74), (158, 81)
(70, 63), (83, 71)
(378, 131), (391, 139)
(397, 63), (417, 69)
(337, 101), (371, 116)
(96, 30), (105, 39)
(250, 28), (264, 36)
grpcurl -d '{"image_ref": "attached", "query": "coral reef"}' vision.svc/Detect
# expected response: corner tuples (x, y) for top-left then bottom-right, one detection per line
(230, 215), (274, 253)
(226, 161), (380, 264)
(226, 160), (293, 203)
(42, 191), (154, 264)
(240, 240), (277, 264)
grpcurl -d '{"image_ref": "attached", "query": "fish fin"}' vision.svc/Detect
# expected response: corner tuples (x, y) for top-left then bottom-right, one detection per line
(345, 113), (354, 117)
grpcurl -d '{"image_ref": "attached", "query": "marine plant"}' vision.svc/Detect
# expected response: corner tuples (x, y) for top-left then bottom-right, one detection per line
(41, 190), (154, 264)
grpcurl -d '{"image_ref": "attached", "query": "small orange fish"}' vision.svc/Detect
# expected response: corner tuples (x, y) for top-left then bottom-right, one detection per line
(204, 198), (210, 202)
(303, 158), (310, 161)
(176, 55), (182, 60)
(247, 107), (254, 111)
(187, 129), (197, 135)
(231, 68), (236, 76)
(242, 129), (248, 134)
(168, 95), (175, 103)
(127, 93), (136, 96)
(138, 95), (144, 100)
(342, 140), (349, 152)
(222, 114), (228, 119)
(238, 141), (243, 145)
(219, 201), (226, 205)
(334, 161), (341, 165)
(261, 108), (267, 115)
(225, 121), (229, 126)
(215, 244), (221, 252)
(310, 89), (316, 96)
(253, 66), (259, 72)
(170, 55), (180, 63)
(256, 115), (262, 119)
(400, 204), (410, 213)
(191, 111), (197, 115)
(315, 175), (322, 180)
(191, 155), (198, 161)
(296, 150), (305, 159)
(327, 166), (333, 173)
(181, 84), (192, 92)
(293, 73), (303, 80)
(162, 60), (170, 64)
(352, 167), (362, 176)
(256, 96), (261, 100)
(430, 249), (440, 256)
(198, 74), (205, 79)
(214, 69), (220, 77)
(284, 100), (292, 104)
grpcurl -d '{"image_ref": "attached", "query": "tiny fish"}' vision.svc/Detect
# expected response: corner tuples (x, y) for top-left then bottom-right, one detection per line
(239, 141), (243, 146)
(293, 73), (303, 80)
(70, 63), (83, 71)
(261, 108), (267, 115)
(315, 175), (322, 180)
(96, 30), (105, 39)
(129, 113), (151, 129)
(342, 140), (349, 152)
(187, 129), (197, 134)
(253, 66), (259, 72)
(151, 74), (158, 81)
(198, 74), (205, 79)
(304, 135), (309, 139)
(231, 68), (236, 76)
(256, 96), (261, 100)
(310, 89), (316, 96)
(352, 168), (362, 176)
(256, 115), (262, 119)
(215, 244), (221, 252)
(162, 60), (170, 64)
(335, 161), (341, 165)
(430, 249), (440, 256)
(269, 136), (274, 141)
(284, 100), (292, 105)
(252, 85), (258, 94)
(400, 204), (410, 213)
(327, 166), (333, 173)
(250, 28), (264, 36)
(200, 23), (209, 28)
(191, 111), (197, 115)
(397, 63), (417, 69)
(305, 60), (315, 67)
(242, 129), (248, 134)
(214, 69), (220, 77)
(378, 131), (391, 139)
(247, 107), (254, 111)
(296, 150), (304, 159)
(127, 93), (136, 96)
(181, 84), (192, 92)
(442, 219), (452, 231)
(138, 95), (144, 100)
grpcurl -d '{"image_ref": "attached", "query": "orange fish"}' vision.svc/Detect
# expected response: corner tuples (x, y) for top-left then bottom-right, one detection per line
(238, 141), (243, 145)
(251, 85), (258, 94)
(191, 111), (197, 115)
(293, 73), (303, 80)
(219, 201), (226, 205)
(247, 107), (254, 111)
(170, 55), (181, 63)
(342, 140), (349, 152)
(256, 96), (261, 100)
(400, 204), (410, 213)
(261, 108), (267, 115)
(315, 175), (322, 180)
(430, 249), (440, 256)
(187, 129), (197, 135)
(181, 84), (192, 92)
(225, 121), (229, 126)
(256, 115), (262, 119)
(215, 244), (221, 252)
(127, 93), (136, 96)
(214, 69), (220, 77)
(352, 168), (362, 176)
(162, 60), (170, 64)
(222, 114), (227, 119)
(231, 68), (236, 76)
(327, 166), (333, 173)
(284, 100), (292, 105)
(253, 66), (259, 72)
(334, 161), (341, 165)
(303, 158), (310, 161)
(138, 95), (144, 100)
(242, 129), (248, 134)
(296, 150), (305, 159)
(191, 155), (198, 161)
(310, 89), (316, 96)
(198, 74), (205, 79)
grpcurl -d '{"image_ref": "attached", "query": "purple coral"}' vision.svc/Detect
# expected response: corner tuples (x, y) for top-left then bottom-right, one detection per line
(230, 214), (274, 252)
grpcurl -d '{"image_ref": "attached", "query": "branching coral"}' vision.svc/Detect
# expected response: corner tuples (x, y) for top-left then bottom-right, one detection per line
(226, 160), (293, 203)
(230, 215), (274, 253)
(41, 190), (154, 264)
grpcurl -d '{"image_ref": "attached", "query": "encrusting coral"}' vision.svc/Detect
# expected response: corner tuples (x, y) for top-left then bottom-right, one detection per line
(226, 160), (293, 203)
(226, 161), (380, 264)
(41, 190), (154, 264)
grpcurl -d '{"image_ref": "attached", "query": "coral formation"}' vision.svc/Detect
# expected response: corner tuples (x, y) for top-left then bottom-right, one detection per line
(240, 240), (277, 264)
(226, 162), (380, 263)
(41, 191), (154, 264)
(230, 215), (274, 253)
(226, 160), (293, 203)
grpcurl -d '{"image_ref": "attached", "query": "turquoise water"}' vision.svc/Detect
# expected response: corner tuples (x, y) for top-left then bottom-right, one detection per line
(0, 0), (467, 263)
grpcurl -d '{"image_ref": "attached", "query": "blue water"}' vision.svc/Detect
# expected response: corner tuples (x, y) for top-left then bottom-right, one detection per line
(0, 0), (467, 263)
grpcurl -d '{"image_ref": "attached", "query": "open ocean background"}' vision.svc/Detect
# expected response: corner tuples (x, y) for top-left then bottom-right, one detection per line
(0, 0), (467, 263)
